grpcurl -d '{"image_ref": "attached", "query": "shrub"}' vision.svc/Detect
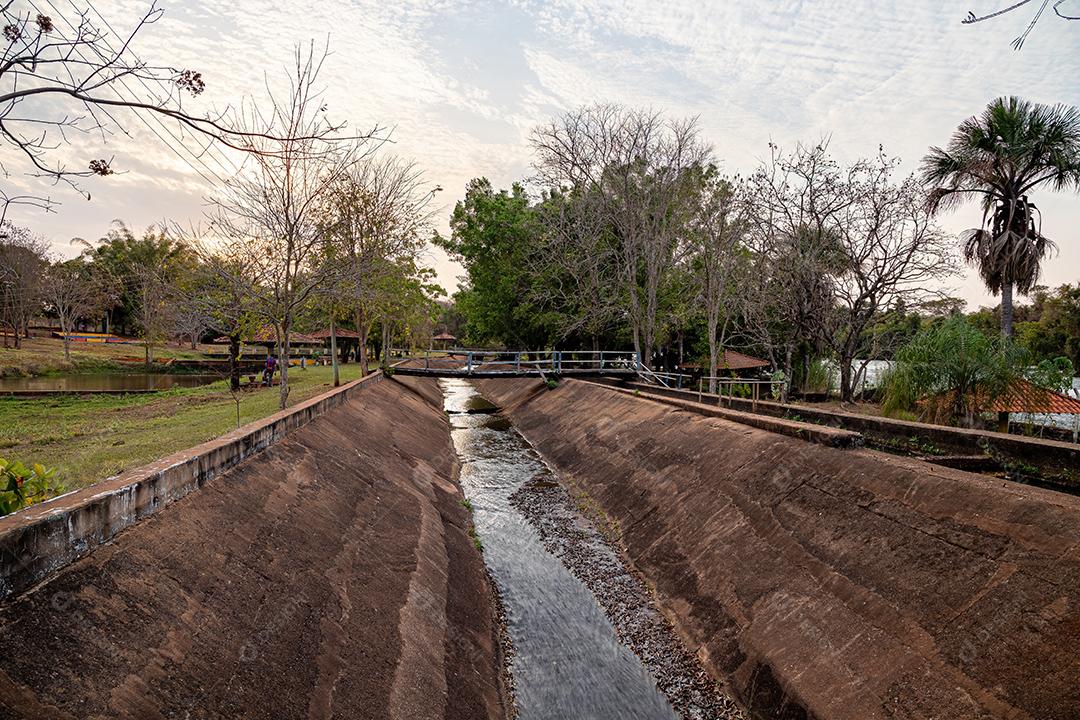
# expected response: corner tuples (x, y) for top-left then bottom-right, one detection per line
(881, 317), (1073, 427)
(1, 457), (64, 517)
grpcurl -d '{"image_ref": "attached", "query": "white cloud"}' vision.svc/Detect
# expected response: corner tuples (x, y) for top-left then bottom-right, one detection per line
(6, 0), (1079, 307)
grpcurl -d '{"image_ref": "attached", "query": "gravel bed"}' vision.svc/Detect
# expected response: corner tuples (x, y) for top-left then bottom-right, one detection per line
(510, 476), (745, 720)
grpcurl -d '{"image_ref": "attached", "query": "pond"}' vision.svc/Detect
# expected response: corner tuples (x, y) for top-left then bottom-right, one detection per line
(0, 373), (221, 394)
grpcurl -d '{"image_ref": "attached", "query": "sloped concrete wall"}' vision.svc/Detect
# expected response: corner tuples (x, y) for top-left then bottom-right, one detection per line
(0, 376), (508, 719)
(479, 378), (1080, 720)
(0, 372), (386, 601)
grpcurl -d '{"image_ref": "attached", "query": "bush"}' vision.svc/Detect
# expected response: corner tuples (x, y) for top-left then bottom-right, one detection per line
(881, 317), (1071, 427)
(1, 457), (64, 517)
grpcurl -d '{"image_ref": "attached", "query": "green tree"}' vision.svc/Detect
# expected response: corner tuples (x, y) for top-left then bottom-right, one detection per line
(882, 316), (1072, 428)
(922, 96), (1080, 337)
(77, 221), (195, 367)
(435, 179), (551, 348)
(1017, 284), (1080, 368)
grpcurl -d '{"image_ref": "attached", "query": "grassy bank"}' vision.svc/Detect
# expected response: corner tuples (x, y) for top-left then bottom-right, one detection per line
(0, 364), (367, 490)
(0, 338), (211, 378)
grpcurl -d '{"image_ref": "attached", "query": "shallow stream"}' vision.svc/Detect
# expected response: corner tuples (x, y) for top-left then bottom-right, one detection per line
(442, 378), (678, 720)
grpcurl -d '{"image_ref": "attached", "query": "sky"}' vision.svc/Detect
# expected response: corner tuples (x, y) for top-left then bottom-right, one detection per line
(4, 0), (1080, 310)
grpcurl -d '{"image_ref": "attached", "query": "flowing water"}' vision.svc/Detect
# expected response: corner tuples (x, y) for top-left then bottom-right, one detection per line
(0, 373), (220, 393)
(442, 378), (677, 720)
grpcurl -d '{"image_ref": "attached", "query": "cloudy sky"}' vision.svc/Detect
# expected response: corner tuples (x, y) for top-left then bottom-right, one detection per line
(6, 0), (1080, 309)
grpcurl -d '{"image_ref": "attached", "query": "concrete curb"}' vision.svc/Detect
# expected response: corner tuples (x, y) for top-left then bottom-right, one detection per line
(592, 382), (864, 449)
(0, 371), (385, 601)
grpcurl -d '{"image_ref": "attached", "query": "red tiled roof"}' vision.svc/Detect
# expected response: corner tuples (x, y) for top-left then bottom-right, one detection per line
(719, 350), (770, 371)
(989, 378), (1080, 415)
(308, 328), (363, 340)
(211, 328), (323, 345)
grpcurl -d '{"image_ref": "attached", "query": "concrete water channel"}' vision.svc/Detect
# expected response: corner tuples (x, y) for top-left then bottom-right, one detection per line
(442, 378), (682, 720)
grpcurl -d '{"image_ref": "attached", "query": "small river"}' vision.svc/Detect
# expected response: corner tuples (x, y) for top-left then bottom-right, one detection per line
(442, 378), (677, 720)
(0, 373), (220, 394)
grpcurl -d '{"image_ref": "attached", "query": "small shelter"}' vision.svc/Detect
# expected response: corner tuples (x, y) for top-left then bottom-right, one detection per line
(718, 350), (770, 374)
(679, 350), (770, 379)
(432, 332), (457, 350)
(308, 328), (364, 363)
(988, 378), (1080, 437)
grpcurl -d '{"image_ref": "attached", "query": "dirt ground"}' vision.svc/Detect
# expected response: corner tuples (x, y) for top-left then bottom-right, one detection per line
(480, 377), (1080, 720)
(0, 376), (508, 720)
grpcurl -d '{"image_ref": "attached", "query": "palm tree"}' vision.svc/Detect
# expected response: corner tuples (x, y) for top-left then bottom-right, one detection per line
(921, 96), (1080, 337)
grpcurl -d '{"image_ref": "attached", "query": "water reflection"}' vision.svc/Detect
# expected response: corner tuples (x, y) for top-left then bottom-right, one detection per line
(0, 373), (220, 394)
(442, 378), (676, 720)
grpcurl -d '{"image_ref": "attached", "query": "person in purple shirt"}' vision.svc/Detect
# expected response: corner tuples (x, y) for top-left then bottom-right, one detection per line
(263, 354), (278, 386)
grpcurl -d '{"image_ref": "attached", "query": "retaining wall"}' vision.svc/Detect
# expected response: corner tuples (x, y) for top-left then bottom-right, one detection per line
(479, 377), (1080, 720)
(0, 371), (385, 600)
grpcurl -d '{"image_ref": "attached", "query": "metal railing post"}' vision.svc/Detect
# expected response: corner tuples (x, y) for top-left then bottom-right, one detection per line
(466, 352), (473, 375)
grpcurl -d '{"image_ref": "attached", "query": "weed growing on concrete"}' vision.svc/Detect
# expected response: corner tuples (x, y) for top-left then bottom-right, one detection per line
(467, 525), (483, 551)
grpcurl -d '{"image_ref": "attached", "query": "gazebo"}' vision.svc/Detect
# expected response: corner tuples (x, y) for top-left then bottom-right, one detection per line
(432, 332), (457, 350)
(679, 350), (770, 378)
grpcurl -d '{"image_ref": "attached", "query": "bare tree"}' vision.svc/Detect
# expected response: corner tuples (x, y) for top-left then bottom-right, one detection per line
(745, 142), (959, 402)
(530, 186), (622, 349)
(820, 153), (958, 402)
(531, 104), (710, 367)
(963, 0), (1079, 49)
(685, 167), (751, 392)
(206, 46), (371, 409)
(42, 257), (110, 359)
(742, 142), (853, 393)
(320, 154), (438, 374)
(0, 1), (370, 221)
(131, 262), (169, 367)
(0, 220), (47, 347)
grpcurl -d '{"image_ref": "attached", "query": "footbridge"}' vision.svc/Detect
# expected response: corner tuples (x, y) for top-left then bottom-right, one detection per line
(390, 349), (693, 387)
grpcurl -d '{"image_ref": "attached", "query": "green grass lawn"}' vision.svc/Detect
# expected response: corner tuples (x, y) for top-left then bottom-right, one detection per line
(0, 364), (367, 491)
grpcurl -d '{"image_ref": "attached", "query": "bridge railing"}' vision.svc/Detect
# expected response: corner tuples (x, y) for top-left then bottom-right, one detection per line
(389, 348), (642, 373)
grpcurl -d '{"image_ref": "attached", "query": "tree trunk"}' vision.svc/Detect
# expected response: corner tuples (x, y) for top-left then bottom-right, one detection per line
(330, 315), (340, 387)
(380, 321), (391, 366)
(355, 309), (370, 375)
(228, 334), (241, 392)
(708, 326), (719, 394)
(840, 357), (854, 404)
(783, 345), (794, 403)
(278, 320), (291, 410)
(59, 315), (71, 361)
(1000, 282), (1014, 338)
